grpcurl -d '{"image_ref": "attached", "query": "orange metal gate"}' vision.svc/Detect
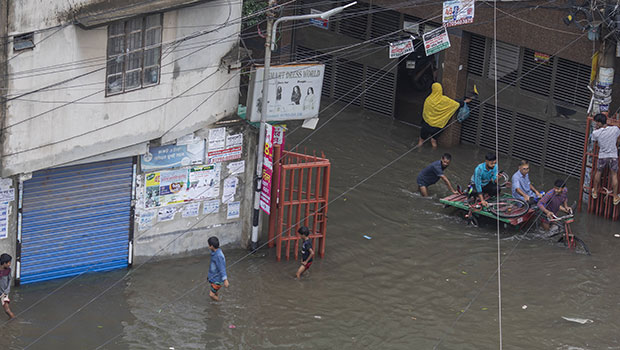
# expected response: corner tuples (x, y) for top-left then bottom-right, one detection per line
(578, 114), (620, 220)
(267, 145), (331, 261)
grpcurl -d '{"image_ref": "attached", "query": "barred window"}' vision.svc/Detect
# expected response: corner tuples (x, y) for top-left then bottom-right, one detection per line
(106, 14), (162, 95)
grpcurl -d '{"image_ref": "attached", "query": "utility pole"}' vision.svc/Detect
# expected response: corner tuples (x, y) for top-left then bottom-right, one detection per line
(250, 0), (277, 251)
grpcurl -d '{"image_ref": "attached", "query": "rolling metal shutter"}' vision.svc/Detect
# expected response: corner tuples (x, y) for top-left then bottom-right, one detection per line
(467, 34), (486, 77)
(369, 5), (401, 46)
(334, 58), (364, 106)
(545, 124), (584, 177)
(512, 113), (546, 165)
(520, 48), (554, 96)
(336, 2), (369, 41)
(20, 158), (134, 284)
(487, 40), (520, 86)
(478, 103), (512, 154)
(365, 66), (396, 116)
(553, 57), (591, 109)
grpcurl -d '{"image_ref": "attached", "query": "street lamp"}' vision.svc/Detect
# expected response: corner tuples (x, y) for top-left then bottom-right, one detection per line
(250, 2), (357, 250)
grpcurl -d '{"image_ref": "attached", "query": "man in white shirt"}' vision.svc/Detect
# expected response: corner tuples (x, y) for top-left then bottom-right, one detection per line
(591, 114), (620, 205)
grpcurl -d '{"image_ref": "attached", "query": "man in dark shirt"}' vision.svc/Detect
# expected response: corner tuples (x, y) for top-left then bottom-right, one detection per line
(538, 179), (572, 231)
(296, 226), (315, 279)
(417, 153), (458, 197)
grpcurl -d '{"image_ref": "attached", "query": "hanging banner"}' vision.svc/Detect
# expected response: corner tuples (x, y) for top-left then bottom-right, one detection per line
(309, 9), (329, 29)
(423, 26), (451, 56)
(273, 125), (286, 146)
(260, 124), (274, 214)
(247, 64), (325, 122)
(141, 140), (205, 172)
(389, 39), (414, 59)
(442, 0), (475, 27)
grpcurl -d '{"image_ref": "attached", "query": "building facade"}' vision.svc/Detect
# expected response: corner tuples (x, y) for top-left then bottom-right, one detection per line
(288, 0), (615, 178)
(0, 0), (255, 284)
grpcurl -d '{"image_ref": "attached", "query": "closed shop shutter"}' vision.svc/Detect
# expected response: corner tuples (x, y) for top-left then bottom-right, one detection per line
(479, 104), (512, 154)
(460, 99), (481, 144)
(336, 2), (369, 41)
(20, 158), (133, 284)
(545, 124), (584, 177)
(467, 34), (486, 77)
(553, 58), (591, 109)
(487, 40), (520, 86)
(520, 48), (554, 96)
(369, 6), (401, 46)
(364, 66), (396, 116)
(334, 58), (364, 106)
(512, 113), (546, 165)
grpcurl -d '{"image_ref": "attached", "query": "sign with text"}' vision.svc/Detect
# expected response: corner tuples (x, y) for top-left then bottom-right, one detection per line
(260, 124), (274, 214)
(247, 64), (325, 122)
(423, 26), (451, 56)
(389, 39), (414, 58)
(442, 0), (475, 27)
(141, 140), (205, 172)
(309, 9), (329, 29)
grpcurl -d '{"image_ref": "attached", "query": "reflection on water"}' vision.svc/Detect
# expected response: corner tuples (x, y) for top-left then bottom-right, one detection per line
(3, 103), (620, 349)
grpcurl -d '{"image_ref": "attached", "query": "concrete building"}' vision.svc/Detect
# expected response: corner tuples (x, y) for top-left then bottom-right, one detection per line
(286, 0), (614, 178)
(0, 0), (255, 284)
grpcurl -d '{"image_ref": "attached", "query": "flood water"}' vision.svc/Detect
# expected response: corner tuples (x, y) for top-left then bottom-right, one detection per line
(3, 102), (620, 349)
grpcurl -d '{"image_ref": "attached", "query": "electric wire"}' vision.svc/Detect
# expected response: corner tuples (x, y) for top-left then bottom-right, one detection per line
(493, 1), (503, 349)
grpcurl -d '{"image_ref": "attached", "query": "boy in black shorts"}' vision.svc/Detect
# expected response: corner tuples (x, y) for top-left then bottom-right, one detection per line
(296, 226), (315, 279)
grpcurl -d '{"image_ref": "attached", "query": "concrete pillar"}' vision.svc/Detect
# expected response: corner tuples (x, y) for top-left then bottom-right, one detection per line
(439, 29), (470, 147)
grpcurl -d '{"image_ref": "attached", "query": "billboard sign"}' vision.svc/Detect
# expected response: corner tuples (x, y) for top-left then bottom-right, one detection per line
(247, 63), (325, 122)
(389, 39), (414, 58)
(442, 0), (475, 27)
(423, 26), (451, 56)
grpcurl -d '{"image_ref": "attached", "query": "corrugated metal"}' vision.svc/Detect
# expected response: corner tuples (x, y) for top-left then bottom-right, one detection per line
(553, 57), (591, 109)
(364, 66), (396, 116)
(479, 103), (512, 154)
(334, 58), (364, 106)
(512, 113), (546, 165)
(460, 99), (481, 144)
(369, 6), (401, 46)
(20, 158), (133, 284)
(467, 34), (486, 77)
(487, 40), (520, 86)
(545, 124), (584, 177)
(520, 48), (554, 96)
(336, 3), (369, 41)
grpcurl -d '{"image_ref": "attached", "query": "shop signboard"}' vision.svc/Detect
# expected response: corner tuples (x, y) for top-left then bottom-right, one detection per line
(423, 26), (451, 56)
(247, 64), (325, 122)
(442, 0), (475, 27)
(389, 39), (414, 58)
(260, 124), (274, 214)
(309, 9), (329, 29)
(141, 140), (205, 172)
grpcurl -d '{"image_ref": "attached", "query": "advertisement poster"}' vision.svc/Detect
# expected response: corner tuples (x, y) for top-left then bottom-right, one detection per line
(208, 127), (226, 151)
(442, 0), (475, 27)
(158, 207), (177, 222)
(260, 124), (274, 214)
(182, 202), (201, 218)
(227, 160), (245, 175)
(141, 140), (205, 172)
(159, 169), (187, 206)
(423, 26), (451, 56)
(389, 39), (414, 58)
(0, 202), (8, 239)
(227, 201), (240, 219)
(0, 189), (15, 202)
(144, 172), (162, 208)
(247, 64), (325, 122)
(203, 199), (220, 214)
(273, 125), (286, 146)
(222, 177), (238, 204)
(187, 164), (221, 201)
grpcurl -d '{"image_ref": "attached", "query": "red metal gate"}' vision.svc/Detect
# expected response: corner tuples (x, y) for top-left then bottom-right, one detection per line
(578, 114), (620, 220)
(267, 145), (331, 261)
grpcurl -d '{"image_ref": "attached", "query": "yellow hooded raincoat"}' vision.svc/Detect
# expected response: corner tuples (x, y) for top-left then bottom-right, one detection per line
(422, 83), (460, 129)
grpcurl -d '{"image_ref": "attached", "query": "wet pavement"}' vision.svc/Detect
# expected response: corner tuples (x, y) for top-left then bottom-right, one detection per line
(3, 101), (620, 349)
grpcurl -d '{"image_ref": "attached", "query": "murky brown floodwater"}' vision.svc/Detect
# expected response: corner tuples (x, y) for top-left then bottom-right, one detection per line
(3, 101), (620, 350)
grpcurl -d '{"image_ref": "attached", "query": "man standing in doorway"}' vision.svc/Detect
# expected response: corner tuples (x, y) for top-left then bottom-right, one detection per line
(417, 153), (458, 197)
(511, 160), (542, 205)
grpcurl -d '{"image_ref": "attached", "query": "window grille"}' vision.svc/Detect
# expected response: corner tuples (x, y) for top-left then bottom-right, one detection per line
(467, 34), (486, 77)
(487, 39), (520, 86)
(106, 14), (162, 95)
(520, 48), (554, 96)
(553, 58), (591, 109)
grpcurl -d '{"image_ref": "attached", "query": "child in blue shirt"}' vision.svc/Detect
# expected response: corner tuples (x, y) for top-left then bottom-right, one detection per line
(207, 237), (229, 301)
(296, 226), (315, 279)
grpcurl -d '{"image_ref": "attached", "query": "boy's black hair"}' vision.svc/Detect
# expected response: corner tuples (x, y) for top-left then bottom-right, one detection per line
(208, 236), (220, 249)
(442, 153), (452, 161)
(554, 179), (566, 188)
(594, 113), (607, 125)
(485, 152), (497, 161)
(297, 226), (310, 236)
(0, 253), (12, 265)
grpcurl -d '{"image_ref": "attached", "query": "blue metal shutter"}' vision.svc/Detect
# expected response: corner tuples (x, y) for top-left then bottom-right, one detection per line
(20, 158), (133, 284)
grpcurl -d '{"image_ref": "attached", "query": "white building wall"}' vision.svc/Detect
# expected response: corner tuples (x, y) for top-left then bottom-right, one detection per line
(4, 0), (242, 177)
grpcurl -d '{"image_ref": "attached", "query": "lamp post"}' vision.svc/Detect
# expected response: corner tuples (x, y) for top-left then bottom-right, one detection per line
(250, 2), (357, 250)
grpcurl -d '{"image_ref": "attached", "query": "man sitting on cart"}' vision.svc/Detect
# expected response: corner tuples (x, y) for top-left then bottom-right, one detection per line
(511, 160), (542, 205)
(468, 152), (499, 207)
(538, 179), (572, 231)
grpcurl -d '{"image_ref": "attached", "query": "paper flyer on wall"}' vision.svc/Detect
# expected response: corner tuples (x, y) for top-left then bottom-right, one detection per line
(208, 127), (226, 151)
(203, 199), (220, 214)
(227, 201), (240, 219)
(222, 177), (238, 204)
(187, 164), (221, 201)
(158, 207), (177, 222)
(227, 160), (245, 175)
(182, 202), (201, 218)
(137, 210), (157, 231)
(0, 202), (8, 239)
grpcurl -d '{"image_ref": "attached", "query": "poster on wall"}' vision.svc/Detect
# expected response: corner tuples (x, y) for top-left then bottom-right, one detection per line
(442, 0), (475, 27)
(247, 64), (325, 122)
(222, 177), (238, 204)
(158, 169), (187, 206)
(227, 201), (240, 219)
(182, 202), (201, 218)
(186, 164), (221, 201)
(141, 140), (205, 172)
(203, 199), (220, 214)
(0, 202), (8, 239)
(423, 26), (451, 56)
(145, 172), (162, 208)
(208, 128), (226, 151)
(137, 209), (157, 231)
(260, 124), (274, 214)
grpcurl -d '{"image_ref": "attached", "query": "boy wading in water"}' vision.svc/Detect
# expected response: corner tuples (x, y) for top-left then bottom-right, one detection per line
(296, 227), (315, 279)
(207, 237), (229, 301)
(0, 253), (15, 319)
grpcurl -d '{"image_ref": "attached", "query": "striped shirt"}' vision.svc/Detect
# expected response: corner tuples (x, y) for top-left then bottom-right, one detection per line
(592, 125), (620, 159)
(537, 188), (567, 215)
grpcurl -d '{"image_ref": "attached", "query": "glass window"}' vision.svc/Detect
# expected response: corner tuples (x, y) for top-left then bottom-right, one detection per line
(105, 14), (162, 95)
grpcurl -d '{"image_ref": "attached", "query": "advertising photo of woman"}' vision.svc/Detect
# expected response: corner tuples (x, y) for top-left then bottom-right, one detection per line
(291, 85), (301, 105)
(303, 87), (315, 111)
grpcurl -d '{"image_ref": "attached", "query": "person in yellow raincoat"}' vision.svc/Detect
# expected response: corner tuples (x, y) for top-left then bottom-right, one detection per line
(418, 83), (471, 149)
